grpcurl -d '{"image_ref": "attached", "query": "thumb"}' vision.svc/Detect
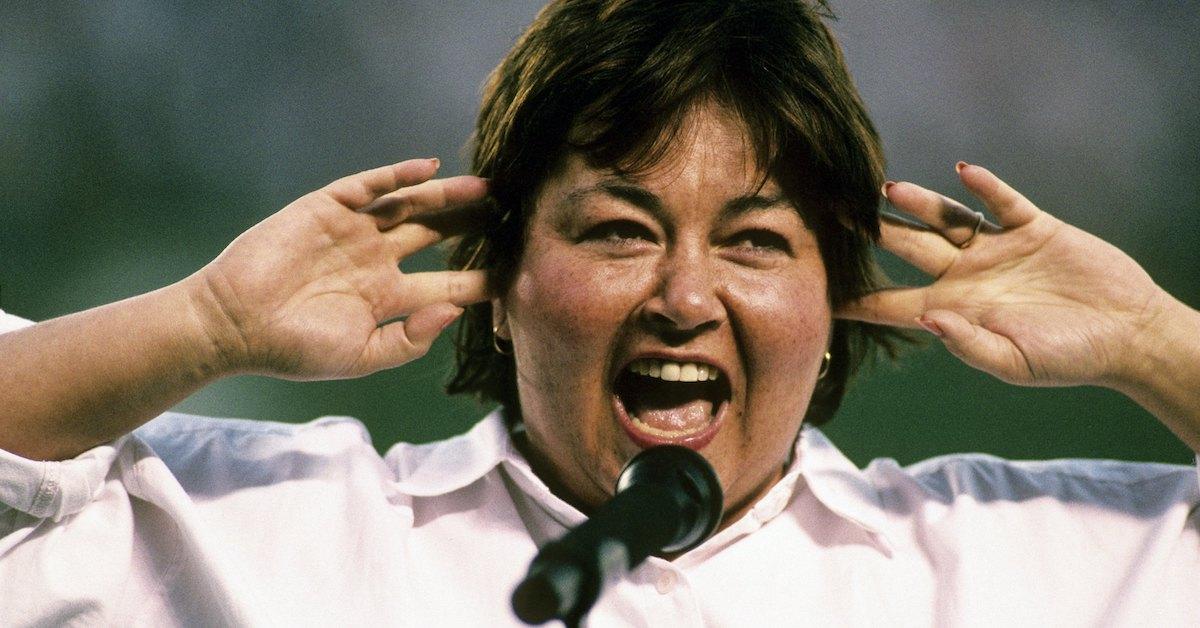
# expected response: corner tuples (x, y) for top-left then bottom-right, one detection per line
(918, 309), (1031, 384)
(363, 303), (464, 372)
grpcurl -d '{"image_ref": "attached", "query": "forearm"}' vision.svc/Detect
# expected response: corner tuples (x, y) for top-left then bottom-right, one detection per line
(0, 274), (227, 461)
(1113, 295), (1200, 453)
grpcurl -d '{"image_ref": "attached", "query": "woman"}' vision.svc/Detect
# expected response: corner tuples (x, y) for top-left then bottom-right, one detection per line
(2, 1), (1198, 625)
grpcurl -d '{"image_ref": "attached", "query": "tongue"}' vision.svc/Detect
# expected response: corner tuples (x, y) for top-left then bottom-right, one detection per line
(622, 379), (715, 433)
(636, 401), (714, 433)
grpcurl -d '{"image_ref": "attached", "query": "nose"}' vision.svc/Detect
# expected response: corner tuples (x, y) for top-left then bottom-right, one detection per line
(641, 250), (726, 336)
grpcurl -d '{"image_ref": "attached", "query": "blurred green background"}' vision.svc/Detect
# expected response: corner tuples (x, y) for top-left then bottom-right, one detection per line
(3, 2), (1197, 467)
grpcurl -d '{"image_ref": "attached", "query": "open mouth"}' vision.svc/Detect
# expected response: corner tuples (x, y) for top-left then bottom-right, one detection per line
(613, 358), (732, 450)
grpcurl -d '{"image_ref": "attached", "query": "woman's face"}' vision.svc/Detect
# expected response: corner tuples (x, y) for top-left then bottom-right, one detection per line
(499, 104), (831, 521)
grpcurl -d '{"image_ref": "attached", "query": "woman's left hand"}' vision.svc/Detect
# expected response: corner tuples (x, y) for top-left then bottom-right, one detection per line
(839, 162), (1200, 451)
(837, 163), (1173, 389)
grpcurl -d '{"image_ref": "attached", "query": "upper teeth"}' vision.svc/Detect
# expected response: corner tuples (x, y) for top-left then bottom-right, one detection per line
(628, 359), (720, 382)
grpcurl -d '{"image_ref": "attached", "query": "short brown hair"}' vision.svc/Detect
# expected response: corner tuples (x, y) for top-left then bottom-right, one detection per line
(447, 0), (904, 425)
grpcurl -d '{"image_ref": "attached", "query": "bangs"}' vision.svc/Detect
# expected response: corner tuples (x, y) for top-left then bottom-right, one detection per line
(569, 87), (783, 195)
(556, 17), (877, 244)
(472, 0), (882, 241)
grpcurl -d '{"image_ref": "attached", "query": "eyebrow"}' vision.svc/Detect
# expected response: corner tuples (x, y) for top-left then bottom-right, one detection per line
(564, 179), (790, 221)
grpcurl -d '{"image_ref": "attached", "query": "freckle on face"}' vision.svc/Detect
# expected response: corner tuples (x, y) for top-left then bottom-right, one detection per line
(503, 104), (830, 522)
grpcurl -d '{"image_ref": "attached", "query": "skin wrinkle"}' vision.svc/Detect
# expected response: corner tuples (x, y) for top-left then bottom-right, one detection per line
(501, 104), (831, 525)
(567, 182), (792, 237)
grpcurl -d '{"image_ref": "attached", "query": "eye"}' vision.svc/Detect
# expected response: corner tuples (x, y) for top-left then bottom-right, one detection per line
(578, 220), (656, 246)
(728, 229), (793, 255)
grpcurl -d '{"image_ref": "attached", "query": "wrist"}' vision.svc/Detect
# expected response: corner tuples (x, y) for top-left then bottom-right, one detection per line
(175, 270), (249, 380)
(1108, 291), (1199, 399)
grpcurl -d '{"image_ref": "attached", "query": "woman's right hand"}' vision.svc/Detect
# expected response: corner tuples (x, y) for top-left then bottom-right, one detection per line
(188, 158), (489, 380)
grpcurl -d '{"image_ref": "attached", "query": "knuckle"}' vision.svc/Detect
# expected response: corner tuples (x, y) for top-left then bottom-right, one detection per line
(402, 333), (433, 359)
(397, 193), (418, 219)
(445, 277), (466, 299)
(394, 334), (423, 361)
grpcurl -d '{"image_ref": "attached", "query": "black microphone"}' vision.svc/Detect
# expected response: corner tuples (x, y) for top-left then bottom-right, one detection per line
(511, 445), (723, 626)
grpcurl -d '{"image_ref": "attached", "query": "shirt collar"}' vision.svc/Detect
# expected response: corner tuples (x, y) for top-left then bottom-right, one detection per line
(795, 424), (897, 554)
(386, 410), (896, 553)
(385, 409), (512, 496)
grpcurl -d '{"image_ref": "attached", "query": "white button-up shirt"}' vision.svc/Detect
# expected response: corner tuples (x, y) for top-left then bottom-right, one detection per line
(1, 309), (1199, 626)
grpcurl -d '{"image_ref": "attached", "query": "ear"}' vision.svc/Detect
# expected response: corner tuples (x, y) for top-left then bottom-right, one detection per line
(491, 297), (511, 340)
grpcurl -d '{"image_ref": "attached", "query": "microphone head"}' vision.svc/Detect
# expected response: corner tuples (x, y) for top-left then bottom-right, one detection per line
(615, 446), (723, 553)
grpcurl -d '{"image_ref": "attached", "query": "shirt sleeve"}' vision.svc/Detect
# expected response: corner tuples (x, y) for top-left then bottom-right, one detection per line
(0, 440), (124, 522)
(0, 308), (34, 334)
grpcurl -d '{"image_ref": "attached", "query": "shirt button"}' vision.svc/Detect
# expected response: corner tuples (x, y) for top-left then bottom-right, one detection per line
(655, 570), (677, 594)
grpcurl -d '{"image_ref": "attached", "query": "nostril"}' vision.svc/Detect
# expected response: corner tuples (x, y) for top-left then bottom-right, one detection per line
(645, 311), (721, 343)
(642, 293), (725, 333)
(660, 295), (725, 331)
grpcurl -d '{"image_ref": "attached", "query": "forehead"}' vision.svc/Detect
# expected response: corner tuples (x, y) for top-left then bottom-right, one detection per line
(546, 104), (782, 204)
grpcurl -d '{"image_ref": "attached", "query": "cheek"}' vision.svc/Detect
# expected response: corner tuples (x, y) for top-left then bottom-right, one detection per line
(508, 249), (651, 375)
(724, 262), (829, 443)
(728, 264), (830, 365)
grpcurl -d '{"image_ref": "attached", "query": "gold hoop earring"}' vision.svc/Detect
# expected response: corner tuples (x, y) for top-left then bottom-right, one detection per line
(817, 351), (831, 380)
(492, 324), (512, 355)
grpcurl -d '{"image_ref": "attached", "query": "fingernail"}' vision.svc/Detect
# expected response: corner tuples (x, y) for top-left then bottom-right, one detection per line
(440, 307), (463, 332)
(915, 315), (944, 337)
(955, 161), (969, 174)
(428, 157), (441, 170)
(881, 181), (896, 198)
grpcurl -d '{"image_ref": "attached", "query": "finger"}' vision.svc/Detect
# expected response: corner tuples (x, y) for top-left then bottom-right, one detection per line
(835, 286), (927, 328)
(321, 158), (441, 211)
(956, 162), (1040, 228)
(883, 180), (996, 247)
(879, 213), (959, 277)
(382, 270), (488, 319)
(362, 303), (463, 371)
(362, 175), (489, 230)
(386, 201), (490, 259)
(918, 309), (1033, 384)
